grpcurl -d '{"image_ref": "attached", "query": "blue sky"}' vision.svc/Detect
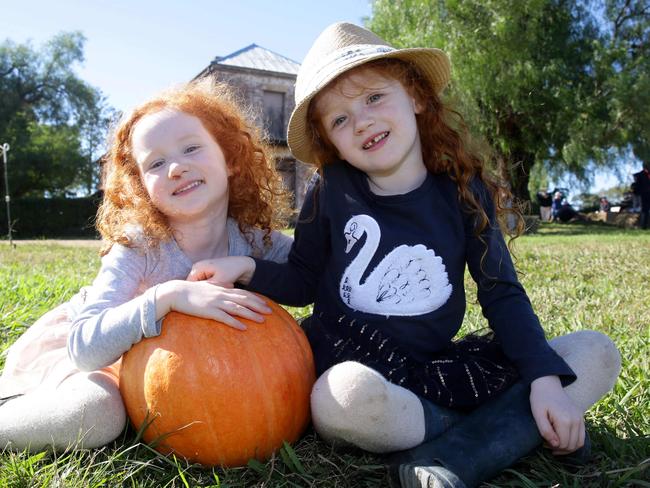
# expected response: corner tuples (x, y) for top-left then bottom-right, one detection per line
(1, 0), (637, 195)
(1, 0), (371, 113)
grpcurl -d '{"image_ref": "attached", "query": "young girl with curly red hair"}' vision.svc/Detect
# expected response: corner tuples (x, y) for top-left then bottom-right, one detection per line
(0, 80), (292, 451)
(190, 23), (621, 487)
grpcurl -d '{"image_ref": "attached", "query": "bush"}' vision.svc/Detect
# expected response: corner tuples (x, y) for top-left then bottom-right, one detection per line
(0, 194), (101, 238)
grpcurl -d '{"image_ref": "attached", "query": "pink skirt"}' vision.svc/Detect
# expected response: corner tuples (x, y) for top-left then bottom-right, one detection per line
(0, 303), (120, 398)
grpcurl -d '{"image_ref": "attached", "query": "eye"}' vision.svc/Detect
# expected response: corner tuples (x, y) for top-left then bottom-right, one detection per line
(332, 116), (347, 129)
(149, 159), (165, 170)
(368, 93), (383, 104)
(185, 144), (200, 154)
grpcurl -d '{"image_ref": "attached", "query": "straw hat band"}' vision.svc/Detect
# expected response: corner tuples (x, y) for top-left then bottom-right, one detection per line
(296, 44), (396, 100)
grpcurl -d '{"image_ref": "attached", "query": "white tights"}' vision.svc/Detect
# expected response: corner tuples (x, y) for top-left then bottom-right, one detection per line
(310, 330), (621, 453)
(0, 370), (126, 451)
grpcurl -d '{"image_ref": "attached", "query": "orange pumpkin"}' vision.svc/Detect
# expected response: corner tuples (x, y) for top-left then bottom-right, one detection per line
(119, 298), (315, 467)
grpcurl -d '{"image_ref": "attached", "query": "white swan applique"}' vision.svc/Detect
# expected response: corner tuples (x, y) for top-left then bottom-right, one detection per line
(339, 214), (452, 316)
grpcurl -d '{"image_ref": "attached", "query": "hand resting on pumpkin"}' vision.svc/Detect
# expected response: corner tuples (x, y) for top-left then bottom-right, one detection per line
(154, 278), (269, 331)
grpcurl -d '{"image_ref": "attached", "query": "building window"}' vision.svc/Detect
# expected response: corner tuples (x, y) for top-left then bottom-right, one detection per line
(263, 90), (285, 141)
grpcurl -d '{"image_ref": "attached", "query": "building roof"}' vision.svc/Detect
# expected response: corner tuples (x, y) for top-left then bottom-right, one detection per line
(213, 44), (300, 75)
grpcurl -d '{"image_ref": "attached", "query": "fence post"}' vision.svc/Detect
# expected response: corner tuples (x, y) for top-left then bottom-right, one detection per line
(1, 143), (13, 247)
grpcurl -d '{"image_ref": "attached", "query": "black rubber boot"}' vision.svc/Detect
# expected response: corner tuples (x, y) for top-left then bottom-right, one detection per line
(388, 382), (541, 488)
(555, 430), (592, 465)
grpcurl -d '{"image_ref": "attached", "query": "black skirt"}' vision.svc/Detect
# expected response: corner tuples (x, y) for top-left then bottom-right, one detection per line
(301, 313), (519, 410)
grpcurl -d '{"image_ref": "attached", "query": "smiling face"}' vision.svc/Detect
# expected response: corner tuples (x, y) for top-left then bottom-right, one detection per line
(131, 108), (229, 227)
(314, 66), (426, 194)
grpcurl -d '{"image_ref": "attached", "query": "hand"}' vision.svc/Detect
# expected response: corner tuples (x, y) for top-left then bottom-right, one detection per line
(530, 375), (585, 455)
(156, 280), (271, 330)
(187, 256), (256, 286)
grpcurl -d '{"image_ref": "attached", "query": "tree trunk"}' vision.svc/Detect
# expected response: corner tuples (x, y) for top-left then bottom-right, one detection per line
(507, 149), (535, 204)
(496, 112), (535, 204)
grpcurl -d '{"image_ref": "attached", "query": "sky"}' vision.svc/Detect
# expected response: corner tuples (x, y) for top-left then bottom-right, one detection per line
(1, 0), (637, 196)
(1, 0), (372, 113)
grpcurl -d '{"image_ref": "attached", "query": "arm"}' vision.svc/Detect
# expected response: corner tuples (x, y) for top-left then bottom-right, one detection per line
(68, 245), (270, 372)
(249, 180), (330, 305)
(189, 180), (330, 306)
(68, 244), (156, 371)
(464, 182), (575, 385)
(188, 221), (294, 286)
(464, 180), (582, 451)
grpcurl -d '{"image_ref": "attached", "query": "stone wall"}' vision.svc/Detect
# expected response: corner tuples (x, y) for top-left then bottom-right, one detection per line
(208, 68), (296, 143)
(205, 66), (313, 221)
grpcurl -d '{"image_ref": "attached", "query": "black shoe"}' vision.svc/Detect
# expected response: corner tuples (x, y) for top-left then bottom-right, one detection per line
(554, 430), (592, 466)
(394, 464), (468, 488)
(387, 382), (541, 488)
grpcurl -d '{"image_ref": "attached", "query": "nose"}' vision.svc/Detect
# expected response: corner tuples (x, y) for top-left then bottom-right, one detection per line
(354, 111), (374, 135)
(168, 160), (187, 178)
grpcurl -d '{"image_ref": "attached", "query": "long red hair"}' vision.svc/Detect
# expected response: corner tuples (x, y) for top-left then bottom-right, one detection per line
(307, 59), (524, 243)
(97, 79), (289, 255)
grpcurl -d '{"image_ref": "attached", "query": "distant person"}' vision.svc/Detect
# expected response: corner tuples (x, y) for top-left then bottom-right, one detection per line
(0, 80), (293, 451)
(537, 190), (552, 221)
(631, 180), (641, 212)
(599, 196), (610, 212)
(552, 191), (564, 222)
(633, 163), (650, 229)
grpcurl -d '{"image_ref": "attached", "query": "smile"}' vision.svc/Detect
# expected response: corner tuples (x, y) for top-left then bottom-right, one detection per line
(362, 131), (389, 150)
(173, 180), (204, 195)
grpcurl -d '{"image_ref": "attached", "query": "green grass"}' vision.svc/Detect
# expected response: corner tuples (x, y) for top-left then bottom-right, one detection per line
(1, 223), (648, 487)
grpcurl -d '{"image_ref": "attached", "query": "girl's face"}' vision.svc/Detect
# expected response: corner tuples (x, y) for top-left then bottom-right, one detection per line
(314, 67), (425, 194)
(131, 108), (230, 226)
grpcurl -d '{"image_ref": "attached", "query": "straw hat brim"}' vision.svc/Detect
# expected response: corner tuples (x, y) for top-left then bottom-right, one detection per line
(287, 47), (450, 165)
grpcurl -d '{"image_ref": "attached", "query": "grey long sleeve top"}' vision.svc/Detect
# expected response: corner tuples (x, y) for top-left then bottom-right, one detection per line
(67, 219), (292, 372)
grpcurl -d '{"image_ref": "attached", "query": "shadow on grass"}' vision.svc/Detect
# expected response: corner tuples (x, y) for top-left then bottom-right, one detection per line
(530, 221), (647, 237)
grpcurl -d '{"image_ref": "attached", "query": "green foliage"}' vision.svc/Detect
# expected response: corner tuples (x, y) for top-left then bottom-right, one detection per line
(0, 230), (648, 486)
(367, 0), (650, 201)
(602, 0), (650, 165)
(0, 32), (114, 197)
(4, 118), (86, 197)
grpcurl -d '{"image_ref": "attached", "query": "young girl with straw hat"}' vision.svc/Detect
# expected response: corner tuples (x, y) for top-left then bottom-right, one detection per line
(190, 22), (621, 487)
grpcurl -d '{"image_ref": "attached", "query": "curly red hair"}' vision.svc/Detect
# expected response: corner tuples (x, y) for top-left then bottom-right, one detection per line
(97, 79), (289, 255)
(307, 59), (524, 243)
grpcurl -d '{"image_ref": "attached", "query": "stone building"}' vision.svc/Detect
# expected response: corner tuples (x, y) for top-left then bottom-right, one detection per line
(195, 44), (314, 218)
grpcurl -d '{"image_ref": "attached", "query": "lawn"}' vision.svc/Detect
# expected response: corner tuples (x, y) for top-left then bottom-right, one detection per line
(0, 222), (648, 487)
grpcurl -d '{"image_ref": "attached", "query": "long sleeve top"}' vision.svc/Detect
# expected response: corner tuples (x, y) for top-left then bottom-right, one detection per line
(67, 219), (293, 372)
(249, 162), (575, 387)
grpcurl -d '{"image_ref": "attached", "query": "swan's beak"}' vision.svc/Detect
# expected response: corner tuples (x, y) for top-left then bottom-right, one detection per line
(344, 236), (356, 253)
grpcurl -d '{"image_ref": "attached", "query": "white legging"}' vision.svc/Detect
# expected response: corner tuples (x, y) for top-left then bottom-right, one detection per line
(310, 330), (621, 453)
(0, 370), (126, 451)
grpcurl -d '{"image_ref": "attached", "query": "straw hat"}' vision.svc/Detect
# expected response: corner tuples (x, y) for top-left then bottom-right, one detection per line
(287, 22), (451, 165)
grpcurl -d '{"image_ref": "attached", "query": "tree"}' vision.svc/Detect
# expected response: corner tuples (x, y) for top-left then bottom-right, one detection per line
(367, 0), (649, 201)
(78, 92), (116, 195)
(603, 0), (650, 165)
(0, 32), (113, 197)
